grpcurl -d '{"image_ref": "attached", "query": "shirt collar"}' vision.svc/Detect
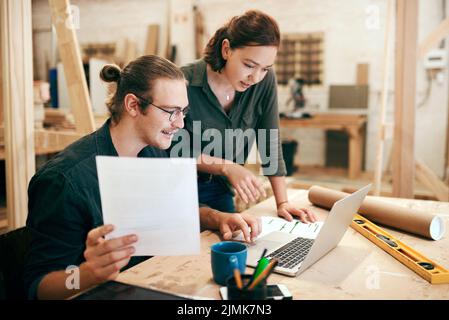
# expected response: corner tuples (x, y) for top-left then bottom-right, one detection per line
(95, 118), (119, 157)
(189, 59), (208, 88)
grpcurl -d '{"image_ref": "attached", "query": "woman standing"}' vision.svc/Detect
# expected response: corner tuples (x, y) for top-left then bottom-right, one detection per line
(175, 10), (316, 222)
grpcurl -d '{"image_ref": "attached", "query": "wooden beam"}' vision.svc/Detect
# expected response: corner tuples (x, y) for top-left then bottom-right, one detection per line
(49, 0), (95, 135)
(0, 206), (6, 230)
(1, 0), (36, 229)
(123, 38), (138, 66)
(373, 0), (394, 196)
(392, 0), (417, 199)
(165, 0), (172, 60)
(144, 24), (159, 56)
(0, 201), (7, 230)
(347, 127), (364, 179)
(356, 63), (369, 85)
(445, 46), (449, 184)
(418, 17), (449, 60)
(446, 85), (449, 184)
(0, 43), (3, 126)
(193, 5), (206, 59)
(415, 159), (449, 202)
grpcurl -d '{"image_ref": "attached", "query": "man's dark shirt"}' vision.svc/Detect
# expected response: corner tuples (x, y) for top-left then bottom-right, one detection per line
(24, 120), (167, 299)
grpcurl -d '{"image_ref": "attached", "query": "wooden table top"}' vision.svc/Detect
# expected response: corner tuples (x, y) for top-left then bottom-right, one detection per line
(117, 189), (449, 300)
(280, 114), (367, 131)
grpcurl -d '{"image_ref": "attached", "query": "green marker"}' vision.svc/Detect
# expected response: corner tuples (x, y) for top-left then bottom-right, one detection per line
(253, 257), (270, 279)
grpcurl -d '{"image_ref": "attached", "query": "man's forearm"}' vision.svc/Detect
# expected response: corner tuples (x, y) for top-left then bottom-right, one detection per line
(199, 206), (222, 230)
(37, 263), (99, 300)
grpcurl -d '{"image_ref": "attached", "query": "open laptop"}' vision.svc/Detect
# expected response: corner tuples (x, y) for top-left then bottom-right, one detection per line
(247, 184), (371, 277)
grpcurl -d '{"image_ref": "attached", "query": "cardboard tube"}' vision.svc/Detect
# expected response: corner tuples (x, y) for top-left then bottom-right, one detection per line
(308, 186), (445, 240)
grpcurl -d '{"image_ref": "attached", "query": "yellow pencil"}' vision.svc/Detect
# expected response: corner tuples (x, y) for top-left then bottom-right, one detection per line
(234, 268), (243, 289)
(248, 258), (279, 290)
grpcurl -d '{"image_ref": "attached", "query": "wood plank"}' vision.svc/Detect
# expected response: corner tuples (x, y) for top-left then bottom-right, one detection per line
(356, 63), (369, 85)
(348, 127), (363, 179)
(446, 100), (449, 184)
(35, 129), (84, 152)
(1, 0), (36, 229)
(0, 206), (7, 230)
(193, 5), (205, 59)
(49, 0), (95, 135)
(392, 0), (417, 198)
(445, 24), (449, 184)
(0, 40), (3, 126)
(418, 17), (449, 60)
(415, 159), (449, 202)
(328, 85), (369, 110)
(373, 0), (394, 195)
(164, 0), (172, 60)
(123, 38), (138, 65)
(0, 8), (2, 138)
(0, 129), (83, 160)
(144, 24), (159, 56)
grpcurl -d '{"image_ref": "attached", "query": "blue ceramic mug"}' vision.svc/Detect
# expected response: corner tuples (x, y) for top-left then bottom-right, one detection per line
(211, 241), (247, 286)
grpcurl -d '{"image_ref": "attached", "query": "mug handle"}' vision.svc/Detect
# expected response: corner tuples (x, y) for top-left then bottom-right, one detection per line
(229, 255), (239, 270)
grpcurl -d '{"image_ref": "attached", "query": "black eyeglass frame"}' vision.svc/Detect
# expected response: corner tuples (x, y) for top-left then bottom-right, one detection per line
(134, 94), (189, 121)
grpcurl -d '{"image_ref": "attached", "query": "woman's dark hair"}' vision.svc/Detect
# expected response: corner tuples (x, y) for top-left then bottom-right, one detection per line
(204, 10), (280, 72)
(100, 55), (185, 123)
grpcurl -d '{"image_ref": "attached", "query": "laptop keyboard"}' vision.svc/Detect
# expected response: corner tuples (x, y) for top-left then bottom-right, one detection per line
(266, 237), (315, 269)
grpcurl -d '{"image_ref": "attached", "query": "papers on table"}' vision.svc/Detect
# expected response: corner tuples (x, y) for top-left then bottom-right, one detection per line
(233, 216), (324, 241)
(96, 156), (200, 256)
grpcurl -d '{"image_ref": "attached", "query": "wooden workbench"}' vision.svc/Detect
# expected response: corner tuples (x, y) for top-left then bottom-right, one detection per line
(116, 189), (449, 299)
(280, 114), (367, 179)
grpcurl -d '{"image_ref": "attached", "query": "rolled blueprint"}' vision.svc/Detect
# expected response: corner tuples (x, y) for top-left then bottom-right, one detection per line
(308, 185), (445, 240)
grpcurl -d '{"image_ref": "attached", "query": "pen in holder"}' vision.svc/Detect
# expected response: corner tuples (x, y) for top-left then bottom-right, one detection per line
(247, 258), (278, 290)
(226, 274), (267, 300)
(230, 256), (243, 289)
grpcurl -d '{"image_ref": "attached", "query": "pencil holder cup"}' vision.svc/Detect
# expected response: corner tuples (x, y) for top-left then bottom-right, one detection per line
(226, 274), (267, 300)
(211, 241), (247, 286)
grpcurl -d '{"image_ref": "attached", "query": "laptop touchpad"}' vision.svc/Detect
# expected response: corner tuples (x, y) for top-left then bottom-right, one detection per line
(247, 232), (296, 264)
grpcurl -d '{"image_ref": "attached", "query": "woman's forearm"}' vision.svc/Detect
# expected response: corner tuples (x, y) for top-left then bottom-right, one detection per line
(268, 175), (288, 207)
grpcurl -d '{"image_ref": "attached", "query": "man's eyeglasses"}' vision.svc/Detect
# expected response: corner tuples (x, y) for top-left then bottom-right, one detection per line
(134, 94), (189, 122)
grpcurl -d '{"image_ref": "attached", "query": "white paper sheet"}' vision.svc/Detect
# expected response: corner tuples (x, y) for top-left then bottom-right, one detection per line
(96, 156), (200, 256)
(233, 216), (324, 241)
